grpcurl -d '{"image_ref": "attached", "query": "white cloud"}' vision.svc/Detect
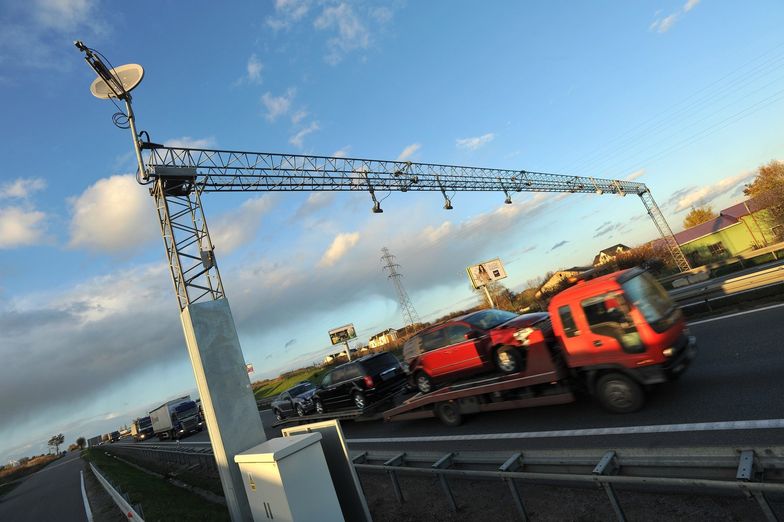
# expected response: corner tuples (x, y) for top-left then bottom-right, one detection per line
(291, 109), (308, 125)
(456, 133), (495, 151)
(210, 196), (276, 253)
(262, 89), (296, 121)
(669, 171), (756, 212)
(0, 178), (46, 199)
(650, 0), (700, 33)
(289, 121), (320, 148)
(68, 174), (158, 253)
(34, 0), (94, 31)
(314, 3), (370, 65)
(625, 169), (645, 181)
(164, 136), (216, 149)
(246, 54), (263, 83)
(332, 147), (351, 158)
(294, 192), (335, 219)
(396, 143), (421, 162)
(0, 207), (47, 249)
(318, 232), (360, 267)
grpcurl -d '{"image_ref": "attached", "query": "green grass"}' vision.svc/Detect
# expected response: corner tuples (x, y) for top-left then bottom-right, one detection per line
(253, 367), (325, 398)
(84, 449), (229, 521)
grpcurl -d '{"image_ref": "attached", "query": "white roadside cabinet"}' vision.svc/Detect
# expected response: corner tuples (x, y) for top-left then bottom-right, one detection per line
(234, 432), (344, 522)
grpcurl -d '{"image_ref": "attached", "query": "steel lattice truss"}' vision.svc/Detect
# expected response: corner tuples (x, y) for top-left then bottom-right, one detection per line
(145, 145), (647, 196)
(144, 145), (691, 309)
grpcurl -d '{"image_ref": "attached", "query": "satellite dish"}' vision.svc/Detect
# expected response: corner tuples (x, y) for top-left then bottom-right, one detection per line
(89, 63), (144, 99)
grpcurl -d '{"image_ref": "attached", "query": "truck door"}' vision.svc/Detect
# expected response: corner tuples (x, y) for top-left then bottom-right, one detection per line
(568, 293), (643, 366)
(440, 324), (483, 372)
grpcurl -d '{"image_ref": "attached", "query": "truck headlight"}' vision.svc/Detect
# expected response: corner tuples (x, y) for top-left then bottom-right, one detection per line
(663, 348), (674, 357)
(514, 327), (534, 345)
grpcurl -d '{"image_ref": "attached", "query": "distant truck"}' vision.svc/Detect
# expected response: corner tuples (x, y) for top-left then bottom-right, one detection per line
(131, 416), (155, 442)
(87, 435), (102, 448)
(101, 433), (110, 444)
(149, 396), (203, 441)
(109, 431), (120, 443)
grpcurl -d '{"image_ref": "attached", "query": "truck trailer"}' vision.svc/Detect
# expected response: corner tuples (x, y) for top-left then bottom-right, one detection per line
(149, 396), (203, 441)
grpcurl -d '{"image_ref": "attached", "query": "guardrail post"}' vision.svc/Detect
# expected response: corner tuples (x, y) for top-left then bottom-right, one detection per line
(737, 450), (779, 522)
(499, 452), (527, 521)
(432, 453), (458, 512)
(593, 451), (626, 522)
(384, 453), (406, 503)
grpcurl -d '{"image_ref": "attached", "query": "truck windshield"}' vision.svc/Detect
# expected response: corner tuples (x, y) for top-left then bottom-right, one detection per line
(621, 272), (675, 325)
(138, 417), (152, 429)
(174, 402), (198, 418)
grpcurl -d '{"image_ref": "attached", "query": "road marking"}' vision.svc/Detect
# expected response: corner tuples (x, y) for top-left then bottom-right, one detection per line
(80, 470), (94, 522)
(688, 302), (784, 326)
(345, 418), (784, 444)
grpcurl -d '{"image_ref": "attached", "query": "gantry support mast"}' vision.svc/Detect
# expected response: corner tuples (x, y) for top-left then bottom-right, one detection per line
(76, 41), (690, 522)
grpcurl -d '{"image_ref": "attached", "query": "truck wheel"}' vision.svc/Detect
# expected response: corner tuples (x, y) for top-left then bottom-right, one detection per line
(494, 346), (523, 374)
(353, 392), (367, 410)
(435, 401), (463, 427)
(415, 372), (433, 394)
(296, 405), (305, 417)
(315, 399), (325, 414)
(273, 409), (284, 421)
(596, 373), (645, 413)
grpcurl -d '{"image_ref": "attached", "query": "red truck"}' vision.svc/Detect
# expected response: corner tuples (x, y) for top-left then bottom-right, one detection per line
(391, 267), (696, 426)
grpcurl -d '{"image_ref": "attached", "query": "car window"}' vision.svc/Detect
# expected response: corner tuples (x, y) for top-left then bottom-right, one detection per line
(422, 329), (446, 351)
(321, 372), (333, 386)
(361, 353), (399, 373)
(403, 335), (424, 361)
(345, 364), (362, 379)
(558, 305), (578, 338)
(443, 324), (471, 345)
(332, 367), (348, 383)
(278, 392), (289, 401)
(465, 310), (519, 330)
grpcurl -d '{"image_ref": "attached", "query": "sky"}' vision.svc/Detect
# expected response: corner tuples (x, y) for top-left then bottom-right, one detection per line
(1, 0), (783, 462)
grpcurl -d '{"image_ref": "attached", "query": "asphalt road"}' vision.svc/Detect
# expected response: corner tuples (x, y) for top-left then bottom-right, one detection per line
(0, 451), (88, 522)
(147, 304), (784, 453)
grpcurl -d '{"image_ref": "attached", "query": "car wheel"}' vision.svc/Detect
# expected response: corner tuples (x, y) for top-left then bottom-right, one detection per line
(273, 409), (284, 421)
(315, 399), (325, 414)
(415, 372), (433, 394)
(296, 404), (305, 417)
(596, 372), (645, 413)
(434, 401), (463, 427)
(494, 346), (523, 374)
(353, 392), (367, 410)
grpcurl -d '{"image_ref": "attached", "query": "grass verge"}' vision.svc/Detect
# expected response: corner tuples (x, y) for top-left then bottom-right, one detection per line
(253, 367), (325, 398)
(83, 449), (229, 521)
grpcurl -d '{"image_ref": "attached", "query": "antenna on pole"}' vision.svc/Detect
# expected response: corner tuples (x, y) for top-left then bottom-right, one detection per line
(74, 41), (148, 181)
(381, 247), (421, 335)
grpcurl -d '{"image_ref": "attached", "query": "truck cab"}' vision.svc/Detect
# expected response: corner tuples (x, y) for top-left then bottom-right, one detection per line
(549, 267), (696, 411)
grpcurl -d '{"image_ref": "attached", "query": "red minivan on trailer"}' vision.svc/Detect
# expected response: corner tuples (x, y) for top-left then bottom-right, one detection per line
(388, 267), (696, 425)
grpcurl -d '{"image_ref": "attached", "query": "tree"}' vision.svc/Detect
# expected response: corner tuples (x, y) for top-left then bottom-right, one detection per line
(744, 159), (784, 236)
(48, 434), (64, 454)
(683, 206), (717, 229)
(76, 437), (86, 449)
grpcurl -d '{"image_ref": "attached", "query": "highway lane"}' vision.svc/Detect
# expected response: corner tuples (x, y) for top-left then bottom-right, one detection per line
(0, 451), (89, 522)
(145, 304), (784, 451)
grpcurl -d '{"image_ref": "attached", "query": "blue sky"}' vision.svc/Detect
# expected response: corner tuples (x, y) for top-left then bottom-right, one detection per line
(1, 0), (783, 461)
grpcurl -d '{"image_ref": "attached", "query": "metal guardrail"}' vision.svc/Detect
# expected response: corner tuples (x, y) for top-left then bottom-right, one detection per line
(670, 263), (784, 310)
(351, 447), (784, 521)
(105, 442), (219, 478)
(90, 461), (145, 520)
(104, 441), (784, 521)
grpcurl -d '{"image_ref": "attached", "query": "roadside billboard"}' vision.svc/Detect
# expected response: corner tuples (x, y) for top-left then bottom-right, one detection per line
(467, 258), (507, 289)
(329, 324), (357, 345)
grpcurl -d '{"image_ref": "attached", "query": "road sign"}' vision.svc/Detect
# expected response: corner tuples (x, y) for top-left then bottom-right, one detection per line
(328, 324), (357, 346)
